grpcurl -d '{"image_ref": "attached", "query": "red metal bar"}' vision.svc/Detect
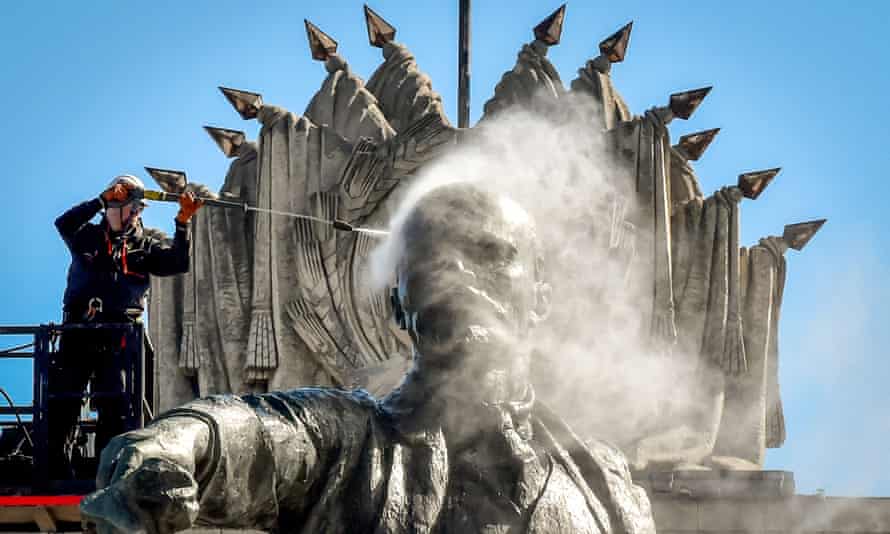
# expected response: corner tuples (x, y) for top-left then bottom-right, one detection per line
(0, 495), (83, 506)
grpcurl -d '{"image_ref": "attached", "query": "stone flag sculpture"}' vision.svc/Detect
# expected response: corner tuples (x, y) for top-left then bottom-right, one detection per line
(150, 15), (455, 403)
(147, 5), (824, 473)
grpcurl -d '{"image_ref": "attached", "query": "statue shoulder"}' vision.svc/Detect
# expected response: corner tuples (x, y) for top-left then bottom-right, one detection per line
(181, 388), (380, 426)
(263, 387), (381, 424)
(533, 402), (655, 534)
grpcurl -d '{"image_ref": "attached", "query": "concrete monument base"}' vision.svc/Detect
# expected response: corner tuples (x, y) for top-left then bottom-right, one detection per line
(181, 472), (890, 534)
(642, 471), (890, 534)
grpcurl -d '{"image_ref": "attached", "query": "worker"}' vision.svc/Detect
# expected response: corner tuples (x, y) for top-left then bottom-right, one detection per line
(48, 175), (203, 477)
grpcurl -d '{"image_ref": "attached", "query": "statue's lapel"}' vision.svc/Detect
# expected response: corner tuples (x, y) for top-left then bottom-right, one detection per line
(376, 427), (448, 534)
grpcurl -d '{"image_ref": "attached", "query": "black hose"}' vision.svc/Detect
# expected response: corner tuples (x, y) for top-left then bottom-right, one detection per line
(0, 387), (34, 449)
(0, 341), (34, 355)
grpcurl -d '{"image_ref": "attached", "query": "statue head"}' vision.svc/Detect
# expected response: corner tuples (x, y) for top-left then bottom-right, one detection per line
(391, 183), (550, 407)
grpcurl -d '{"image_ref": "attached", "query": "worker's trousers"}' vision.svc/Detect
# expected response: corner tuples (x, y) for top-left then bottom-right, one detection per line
(47, 327), (127, 477)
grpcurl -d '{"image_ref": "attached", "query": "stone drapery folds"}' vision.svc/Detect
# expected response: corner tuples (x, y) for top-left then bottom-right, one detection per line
(147, 8), (812, 473)
(150, 39), (455, 408)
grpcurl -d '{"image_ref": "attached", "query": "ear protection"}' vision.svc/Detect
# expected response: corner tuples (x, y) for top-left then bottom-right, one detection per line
(390, 286), (408, 330)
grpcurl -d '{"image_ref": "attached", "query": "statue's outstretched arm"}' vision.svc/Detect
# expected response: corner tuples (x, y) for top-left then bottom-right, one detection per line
(80, 415), (211, 534)
(81, 394), (312, 533)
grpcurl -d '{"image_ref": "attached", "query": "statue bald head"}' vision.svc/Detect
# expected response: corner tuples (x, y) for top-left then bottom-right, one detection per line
(391, 183), (550, 405)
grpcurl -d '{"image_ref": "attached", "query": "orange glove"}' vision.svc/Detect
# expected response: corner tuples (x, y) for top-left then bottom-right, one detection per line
(175, 191), (204, 224)
(101, 183), (133, 205)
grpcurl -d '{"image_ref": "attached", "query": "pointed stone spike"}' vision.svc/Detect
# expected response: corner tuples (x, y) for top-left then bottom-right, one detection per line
(738, 167), (781, 200)
(144, 167), (188, 194)
(783, 219), (827, 251)
(599, 21), (633, 63)
(218, 86), (263, 120)
(364, 5), (396, 48)
(669, 86), (712, 120)
(204, 126), (246, 158)
(675, 128), (721, 161)
(305, 19), (338, 61)
(533, 4), (567, 46)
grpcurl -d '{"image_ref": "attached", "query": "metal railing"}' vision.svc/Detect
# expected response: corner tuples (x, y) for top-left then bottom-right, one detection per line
(0, 322), (150, 490)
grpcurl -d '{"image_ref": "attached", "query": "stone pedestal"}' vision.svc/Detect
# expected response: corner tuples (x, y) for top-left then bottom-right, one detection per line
(642, 471), (890, 534)
(181, 472), (890, 534)
(640, 470), (796, 499)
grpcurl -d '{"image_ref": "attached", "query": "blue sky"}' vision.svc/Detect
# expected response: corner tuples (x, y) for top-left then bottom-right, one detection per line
(1, 1), (888, 496)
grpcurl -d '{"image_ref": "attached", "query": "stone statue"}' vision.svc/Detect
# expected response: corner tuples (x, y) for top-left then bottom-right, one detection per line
(479, 5), (565, 121)
(176, 133), (259, 389)
(144, 4), (826, 478)
(149, 15), (455, 406)
(82, 184), (655, 534)
(475, 9), (827, 474)
(624, 182), (748, 469)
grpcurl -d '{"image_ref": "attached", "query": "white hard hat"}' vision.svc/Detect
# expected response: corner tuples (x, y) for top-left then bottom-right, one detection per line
(108, 174), (145, 191)
(106, 174), (147, 207)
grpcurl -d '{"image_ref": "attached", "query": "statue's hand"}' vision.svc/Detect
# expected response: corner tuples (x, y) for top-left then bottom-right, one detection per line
(81, 423), (206, 534)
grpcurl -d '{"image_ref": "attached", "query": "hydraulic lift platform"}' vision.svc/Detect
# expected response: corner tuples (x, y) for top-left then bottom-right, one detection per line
(0, 323), (152, 532)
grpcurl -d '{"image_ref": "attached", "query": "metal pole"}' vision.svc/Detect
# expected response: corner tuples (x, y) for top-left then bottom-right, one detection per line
(32, 326), (49, 488)
(458, 0), (471, 128)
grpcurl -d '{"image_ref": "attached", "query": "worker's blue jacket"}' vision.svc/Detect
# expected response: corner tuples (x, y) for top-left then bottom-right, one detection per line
(55, 198), (190, 320)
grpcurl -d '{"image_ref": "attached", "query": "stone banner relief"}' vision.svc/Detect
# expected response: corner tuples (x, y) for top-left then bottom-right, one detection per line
(146, 5), (824, 482)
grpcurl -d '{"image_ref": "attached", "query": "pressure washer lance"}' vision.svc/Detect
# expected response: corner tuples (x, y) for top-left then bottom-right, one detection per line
(139, 190), (389, 237)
